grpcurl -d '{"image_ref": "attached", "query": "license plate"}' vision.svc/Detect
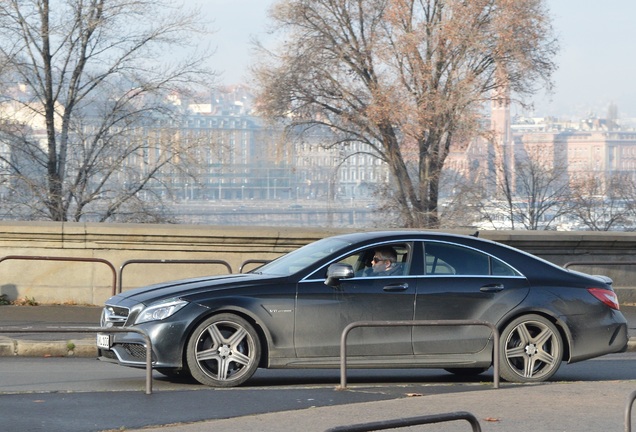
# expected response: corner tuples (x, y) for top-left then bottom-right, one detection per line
(96, 333), (111, 349)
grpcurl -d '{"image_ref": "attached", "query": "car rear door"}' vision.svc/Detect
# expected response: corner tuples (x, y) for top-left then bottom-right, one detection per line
(412, 241), (531, 355)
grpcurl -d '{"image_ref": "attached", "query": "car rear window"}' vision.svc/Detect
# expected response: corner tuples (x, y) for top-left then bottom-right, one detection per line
(424, 242), (520, 276)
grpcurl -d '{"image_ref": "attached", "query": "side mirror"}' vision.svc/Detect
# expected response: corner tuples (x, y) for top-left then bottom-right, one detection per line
(325, 263), (355, 287)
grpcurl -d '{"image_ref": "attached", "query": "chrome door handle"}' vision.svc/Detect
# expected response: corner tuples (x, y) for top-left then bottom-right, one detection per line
(383, 283), (408, 292)
(480, 284), (504, 293)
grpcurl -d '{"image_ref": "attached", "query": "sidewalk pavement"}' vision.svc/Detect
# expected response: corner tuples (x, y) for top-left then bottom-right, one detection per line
(0, 304), (635, 357)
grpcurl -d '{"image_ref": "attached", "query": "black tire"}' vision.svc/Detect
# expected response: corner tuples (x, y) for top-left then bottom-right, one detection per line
(444, 367), (488, 377)
(186, 313), (261, 387)
(499, 314), (563, 383)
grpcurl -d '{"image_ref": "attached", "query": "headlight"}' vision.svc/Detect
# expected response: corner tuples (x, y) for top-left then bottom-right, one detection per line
(135, 298), (188, 324)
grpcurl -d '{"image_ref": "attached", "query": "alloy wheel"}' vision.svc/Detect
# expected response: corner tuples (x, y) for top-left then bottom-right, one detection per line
(500, 314), (563, 383)
(186, 313), (260, 387)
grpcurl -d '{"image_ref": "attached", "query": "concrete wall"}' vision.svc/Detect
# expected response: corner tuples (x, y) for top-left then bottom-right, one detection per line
(0, 222), (635, 306)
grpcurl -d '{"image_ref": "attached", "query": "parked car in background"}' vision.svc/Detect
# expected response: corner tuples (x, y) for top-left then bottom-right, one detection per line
(97, 231), (628, 387)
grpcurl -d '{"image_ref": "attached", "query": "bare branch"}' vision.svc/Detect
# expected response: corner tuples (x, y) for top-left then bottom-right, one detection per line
(0, 0), (216, 221)
(254, 0), (557, 228)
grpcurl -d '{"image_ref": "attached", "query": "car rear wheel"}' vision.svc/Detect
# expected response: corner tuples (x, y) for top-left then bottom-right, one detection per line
(499, 314), (563, 383)
(186, 313), (261, 387)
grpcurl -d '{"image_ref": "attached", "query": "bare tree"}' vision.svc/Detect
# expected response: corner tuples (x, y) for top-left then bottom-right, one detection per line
(254, 0), (557, 228)
(0, 0), (214, 222)
(474, 148), (571, 230)
(569, 173), (636, 231)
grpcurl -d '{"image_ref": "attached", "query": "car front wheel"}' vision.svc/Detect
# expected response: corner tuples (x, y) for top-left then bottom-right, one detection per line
(499, 314), (563, 383)
(186, 313), (261, 387)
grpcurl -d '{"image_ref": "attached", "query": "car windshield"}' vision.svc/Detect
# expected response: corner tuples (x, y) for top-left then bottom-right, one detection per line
(254, 237), (353, 276)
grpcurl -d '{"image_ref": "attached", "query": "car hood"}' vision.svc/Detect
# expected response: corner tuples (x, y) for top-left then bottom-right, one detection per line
(106, 273), (286, 308)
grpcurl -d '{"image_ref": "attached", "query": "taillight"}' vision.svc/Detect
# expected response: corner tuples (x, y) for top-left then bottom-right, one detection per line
(588, 288), (620, 310)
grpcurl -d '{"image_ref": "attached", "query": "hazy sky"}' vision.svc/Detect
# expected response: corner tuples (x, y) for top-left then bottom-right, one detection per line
(197, 0), (636, 120)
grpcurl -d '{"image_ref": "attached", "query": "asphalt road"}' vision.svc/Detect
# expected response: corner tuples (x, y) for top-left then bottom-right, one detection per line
(1, 353), (636, 432)
(1, 305), (635, 431)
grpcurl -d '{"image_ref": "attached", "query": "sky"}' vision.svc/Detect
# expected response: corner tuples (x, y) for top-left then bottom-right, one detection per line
(196, 0), (636, 120)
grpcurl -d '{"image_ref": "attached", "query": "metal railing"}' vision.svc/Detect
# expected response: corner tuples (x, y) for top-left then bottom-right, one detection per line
(0, 326), (153, 394)
(0, 255), (118, 296)
(324, 411), (482, 432)
(0, 255), (234, 296)
(626, 390), (636, 432)
(118, 259), (232, 293)
(339, 320), (499, 390)
(564, 260), (636, 270)
(238, 259), (270, 273)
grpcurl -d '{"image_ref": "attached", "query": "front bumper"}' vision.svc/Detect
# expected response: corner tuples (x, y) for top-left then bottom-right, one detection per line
(97, 306), (201, 369)
(98, 332), (153, 367)
(98, 320), (188, 369)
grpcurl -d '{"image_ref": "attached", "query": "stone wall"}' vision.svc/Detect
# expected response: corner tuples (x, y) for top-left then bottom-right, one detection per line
(0, 222), (635, 305)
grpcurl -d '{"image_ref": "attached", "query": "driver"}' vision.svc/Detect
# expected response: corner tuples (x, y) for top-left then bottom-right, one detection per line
(370, 247), (401, 276)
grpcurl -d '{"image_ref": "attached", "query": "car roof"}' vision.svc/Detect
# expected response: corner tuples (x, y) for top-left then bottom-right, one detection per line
(330, 230), (481, 243)
(329, 230), (571, 278)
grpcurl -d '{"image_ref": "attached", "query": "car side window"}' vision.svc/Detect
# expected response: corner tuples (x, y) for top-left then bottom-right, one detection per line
(424, 242), (518, 276)
(425, 253), (455, 275)
(332, 243), (411, 277)
(491, 256), (519, 276)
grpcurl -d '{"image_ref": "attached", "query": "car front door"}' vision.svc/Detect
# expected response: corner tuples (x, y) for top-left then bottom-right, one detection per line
(294, 242), (416, 358)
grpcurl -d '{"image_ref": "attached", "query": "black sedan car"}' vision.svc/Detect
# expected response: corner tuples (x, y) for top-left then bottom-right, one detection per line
(97, 231), (628, 387)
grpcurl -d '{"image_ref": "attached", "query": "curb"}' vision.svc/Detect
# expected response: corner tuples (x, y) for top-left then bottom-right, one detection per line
(0, 337), (97, 358)
(1, 337), (634, 358)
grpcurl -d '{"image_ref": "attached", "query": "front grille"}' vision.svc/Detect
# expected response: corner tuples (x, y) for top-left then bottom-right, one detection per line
(101, 305), (130, 327)
(122, 343), (147, 360)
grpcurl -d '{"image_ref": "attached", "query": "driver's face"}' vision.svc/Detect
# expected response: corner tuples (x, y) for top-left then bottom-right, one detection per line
(371, 254), (388, 272)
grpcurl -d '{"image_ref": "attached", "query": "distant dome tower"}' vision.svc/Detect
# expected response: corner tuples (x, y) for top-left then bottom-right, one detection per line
(491, 66), (514, 196)
(607, 102), (618, 131)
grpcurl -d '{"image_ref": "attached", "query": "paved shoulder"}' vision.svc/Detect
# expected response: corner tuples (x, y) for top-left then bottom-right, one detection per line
(131, 381), (636, 432)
